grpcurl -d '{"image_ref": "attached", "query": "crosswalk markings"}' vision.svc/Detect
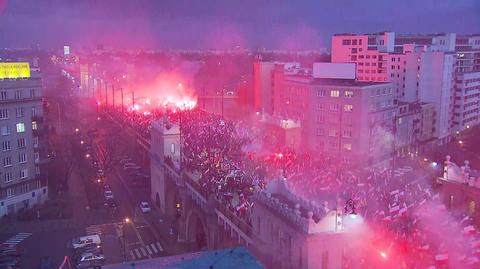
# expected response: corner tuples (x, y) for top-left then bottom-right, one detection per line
(130, 252), (135, 260)
(140, 247), (147, 256)
(3, 232), (32, 245)
(156, 242), (163, 251)
(86, 225), (102, 235)
(146, 245), (153, 255)
(129, 242), (164, 260)
(150, 243), (158, 253)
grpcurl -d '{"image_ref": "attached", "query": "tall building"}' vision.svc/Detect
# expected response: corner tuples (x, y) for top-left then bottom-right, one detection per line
(274, 63), (395, 164)
(0, 62), (48, 216)
(332, 32), (458, 147)
(453, 35), (480, 131)
(253, 61), (276, 114)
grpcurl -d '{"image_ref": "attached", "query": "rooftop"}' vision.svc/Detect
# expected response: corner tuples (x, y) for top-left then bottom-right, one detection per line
(102, 247), (264, 269)
(284, 76), (390, 87)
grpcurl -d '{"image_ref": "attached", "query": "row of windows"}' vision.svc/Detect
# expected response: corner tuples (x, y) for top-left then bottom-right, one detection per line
(315, 104), (354, 112)
(0, 107), (37, 120)
(358, 76), (388, 82)
(0, 121), (37, 136)
(2, 153), (31, 167)
(1, 138), (29, 151)
(316, 140), (353, 151)
(316, 89), (355, 98)
(0, 89), (36, 101)
(342, 39), (363, 46)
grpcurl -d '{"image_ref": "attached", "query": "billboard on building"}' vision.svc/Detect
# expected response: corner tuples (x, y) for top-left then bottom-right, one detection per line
(0, 62), (31, 79)
(313, 63), (356, 79)
(64, 45), (70, 56)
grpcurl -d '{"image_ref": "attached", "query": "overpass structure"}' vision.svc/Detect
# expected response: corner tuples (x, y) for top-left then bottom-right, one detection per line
(149, 119), (355, 269)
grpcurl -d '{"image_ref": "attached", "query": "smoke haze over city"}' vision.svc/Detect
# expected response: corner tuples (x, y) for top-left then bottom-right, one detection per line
(0, 0), (479, 49)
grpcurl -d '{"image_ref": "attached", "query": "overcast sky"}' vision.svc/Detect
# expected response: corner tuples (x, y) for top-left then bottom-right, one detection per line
(0, 0), (479, 50)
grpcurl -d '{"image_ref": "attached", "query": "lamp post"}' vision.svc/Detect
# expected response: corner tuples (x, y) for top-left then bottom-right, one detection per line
(123, 217), (131, 262)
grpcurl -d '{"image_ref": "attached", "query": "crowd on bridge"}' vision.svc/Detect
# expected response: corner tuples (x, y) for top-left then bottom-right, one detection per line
(107, 105), (480, 269)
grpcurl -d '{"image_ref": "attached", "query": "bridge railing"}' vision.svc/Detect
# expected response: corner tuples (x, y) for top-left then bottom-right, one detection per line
(216, 203), (253, 237)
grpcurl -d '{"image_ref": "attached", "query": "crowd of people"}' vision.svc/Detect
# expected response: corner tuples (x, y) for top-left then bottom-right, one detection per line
(108, 104), (479, 269)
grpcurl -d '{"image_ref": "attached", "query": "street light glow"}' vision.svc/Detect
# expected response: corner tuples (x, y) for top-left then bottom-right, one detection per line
(124, 217), (130, 223)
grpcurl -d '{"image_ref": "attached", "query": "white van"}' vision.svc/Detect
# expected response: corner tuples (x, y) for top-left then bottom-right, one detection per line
(72, 235), (101, 249)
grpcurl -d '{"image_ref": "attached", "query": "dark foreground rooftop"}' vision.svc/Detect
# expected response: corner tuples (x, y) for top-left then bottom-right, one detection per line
(102, 247), (264, 269)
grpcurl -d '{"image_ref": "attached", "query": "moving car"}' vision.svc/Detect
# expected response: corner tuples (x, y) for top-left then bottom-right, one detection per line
(140, 202), (151, 213)
(72, 235), (101, 249)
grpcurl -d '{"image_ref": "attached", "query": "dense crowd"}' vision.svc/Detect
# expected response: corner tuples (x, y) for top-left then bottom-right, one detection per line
(109, 105), (479, 269)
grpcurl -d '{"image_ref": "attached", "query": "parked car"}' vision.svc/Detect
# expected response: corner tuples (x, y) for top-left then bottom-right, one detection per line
(140, 202), (151, 213)
(103, 190), (114, 200)
(77, 253), (105, 263)
(74, 244), (102, 256)
(76, 260), (103, 269)
(76, 247), (103, 260)
(72, 235), (101, 249)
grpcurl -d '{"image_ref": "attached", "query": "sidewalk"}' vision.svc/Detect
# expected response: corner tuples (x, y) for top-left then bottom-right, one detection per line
(147, 207), (193, 256)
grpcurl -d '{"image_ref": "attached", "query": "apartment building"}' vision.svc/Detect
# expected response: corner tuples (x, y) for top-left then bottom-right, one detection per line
(274, 63), (395, 164)
(0, 62), (48, 216)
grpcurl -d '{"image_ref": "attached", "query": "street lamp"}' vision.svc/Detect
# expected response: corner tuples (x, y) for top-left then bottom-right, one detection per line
(80, 140), (84, 145)
(123, 217), (131, 261)
(75, 128), (79, 133)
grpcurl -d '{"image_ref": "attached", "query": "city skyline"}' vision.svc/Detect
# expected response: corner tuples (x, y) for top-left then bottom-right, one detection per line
(0, 0), (479, 49)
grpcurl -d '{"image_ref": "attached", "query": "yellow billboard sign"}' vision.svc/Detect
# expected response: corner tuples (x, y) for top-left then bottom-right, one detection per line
(0, 62), (31, 79)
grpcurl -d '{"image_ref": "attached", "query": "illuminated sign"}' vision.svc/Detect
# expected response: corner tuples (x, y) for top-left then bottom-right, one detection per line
(0, 62), (31, 79)
(64, 45), (70, 56)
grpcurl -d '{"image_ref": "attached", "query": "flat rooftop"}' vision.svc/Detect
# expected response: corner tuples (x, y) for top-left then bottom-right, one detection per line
(284, 76), (390, 87)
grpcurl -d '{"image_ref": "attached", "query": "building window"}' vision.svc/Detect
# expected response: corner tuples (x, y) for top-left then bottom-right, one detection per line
(14, 90), (22, 99)
(35, 165), (40, 175)
(18, 153), (27, 164)
(20, 184), (28, 193)
(3, 156), (12, 167)
(344, 143), (352, 151)
(16, 123), (25, 133)
(0, 109), (9, 120)
(328, 129), (338, 137)
(6, 188), (13, 197)
(1, 125), (11, 136)
(4, 172), (12, 183)
(316, 128), (324, 136)
(316, 103), (325, 111)
(316, 89), (326, 97)
(344, 91), (354, 98)
(31, 107), (37, 117)
(343, 129), (352, 138)
(33, 137), (39, 148)
(15, 108), (24, 118)
(0, 91), (6, 100)
(30, 89), (35, 98)
(342, 39), (351, 45)
(344, 104), (353, 112)
(330, 90), (340, 97)
(17, 138), (26, 149)
(2, 141), (11, 151)
(20, 169), (28, 179)
(329, 104), (339, 112)
(32, 121), (37, 130)
(317, 114), (325, 123)
(170, 143), (175, 154)
(34, 152), (40, 163)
